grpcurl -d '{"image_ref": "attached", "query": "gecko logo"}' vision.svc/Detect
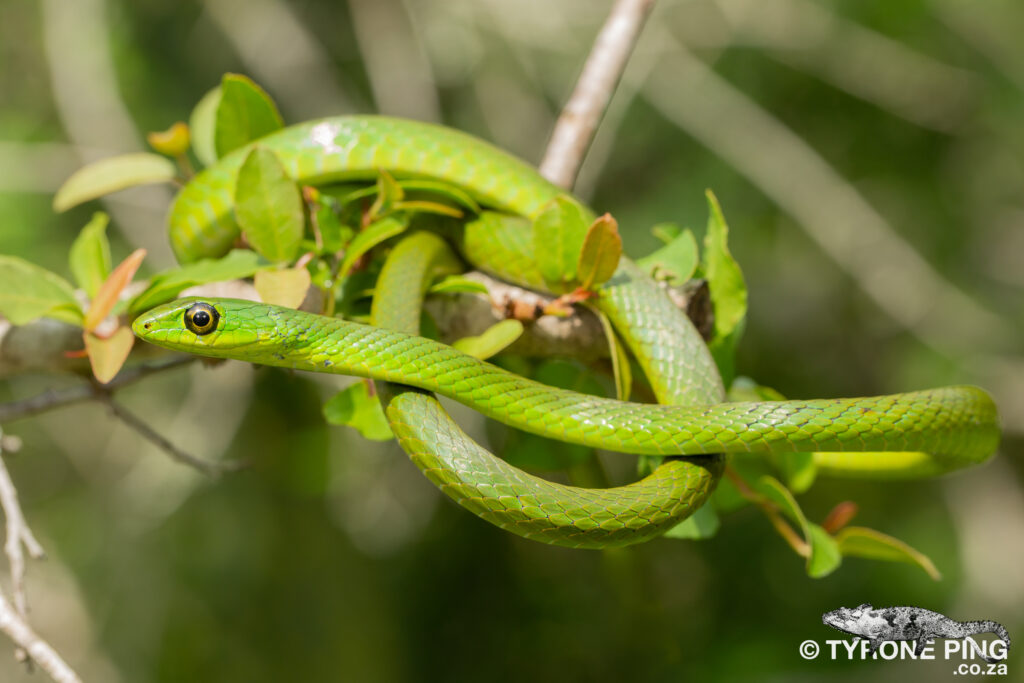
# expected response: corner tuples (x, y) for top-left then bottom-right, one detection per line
(799, 603), (1011, 674)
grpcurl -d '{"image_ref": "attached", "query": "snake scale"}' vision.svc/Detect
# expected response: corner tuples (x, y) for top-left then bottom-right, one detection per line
(133, 116), (1000, 548)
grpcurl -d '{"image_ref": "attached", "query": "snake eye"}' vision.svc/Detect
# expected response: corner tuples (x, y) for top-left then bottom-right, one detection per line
(184, 303), (219, 336)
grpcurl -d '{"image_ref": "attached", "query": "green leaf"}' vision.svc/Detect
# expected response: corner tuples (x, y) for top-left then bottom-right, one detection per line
(235, 146), (304, 262)
(53, 153), (177, 212)
(452, 319), (524, 360)
(392, 200), (463, 218)
(637, 227), (699, 286)
(594, 310), (631, 401)
(757, 475), (842, 578)
(339, 216), (409, 276)
(701, 190), (747, 387)
(129, 249), (264, 313)
(147, 122), (190, 158)
(429, 275), (489, 295)
(806, 523), (843, 578)
(399, 179), (480, 213)
(835, 526), (941, 580)
(368, 170), (404, 220)
(189, 86), (221, 167)
(214, 73), (284, 157)
(778, 453), (817, 493)
(726, 376), (786, 402)
(68, 212), (112, 298)
(532, 197), (590, 293)
(322, 381), (393, 441)
(662, 502), (721, 540)
(756, 475), (807, 528)
(577, 214), (622, 291)
(0, 255), (83, 326)
(255, 267), (311, 308)
(651, 222), (682, 245)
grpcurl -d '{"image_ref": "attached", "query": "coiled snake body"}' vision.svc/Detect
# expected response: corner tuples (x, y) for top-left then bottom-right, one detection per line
(133, 116), (1000, 548)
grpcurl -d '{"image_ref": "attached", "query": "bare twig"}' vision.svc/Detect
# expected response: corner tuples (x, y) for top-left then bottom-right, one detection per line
(0, 432), (45, 620)
(0, 429), (63, 676)
(539, 0), (656, 189)
(0, 589), (80, 683)
(0, 356), (193, 424)
(98, 397), (247, 477)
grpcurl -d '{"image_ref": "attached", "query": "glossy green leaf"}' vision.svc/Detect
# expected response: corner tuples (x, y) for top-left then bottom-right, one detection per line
(69, 212), (112, 298)
(368, 170), (404, 219)
(0, 255), (83, 326)
(214, 73), (284, 157)
(392, 200), (463, 218)
(806, 523), (843, 578)
(532, 197), (590, 293)
(453, 319), (524, 360)
(429, 275), (489, 295)
(399, 179), (480, 213)
(637, 227), (699, 286)
(322, 381), (393, 441)
(129, 249), (265, 313)
(53, 153), (177, 212)
(835, 526), (941, 580)
(339, 216), (409, 276)
(235, 146), (304, 262)
(189, 86), (221, 167)
(701, 190), (747, 387)
(577, 214), (622, 291)
(595, 310), (631, 401)
(662, 502), (721, 539)
(651, 222), (683, 245)
(778, 453), (817, 493)
(756, 475), (807, 528)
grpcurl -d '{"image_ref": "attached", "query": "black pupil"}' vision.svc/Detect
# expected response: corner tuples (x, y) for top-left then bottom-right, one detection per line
(192, 310), (211, 327)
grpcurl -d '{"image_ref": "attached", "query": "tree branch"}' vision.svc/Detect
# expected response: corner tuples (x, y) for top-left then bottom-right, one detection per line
(539, 0), (656, 189)
(0, 356), (193, 424)
(0, 589), (81, 683)
(0, 430), (80, 682)
(97, 396), (247, 477)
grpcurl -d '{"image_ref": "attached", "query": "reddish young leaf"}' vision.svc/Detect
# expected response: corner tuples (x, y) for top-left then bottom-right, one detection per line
(83, 248), (146, 332)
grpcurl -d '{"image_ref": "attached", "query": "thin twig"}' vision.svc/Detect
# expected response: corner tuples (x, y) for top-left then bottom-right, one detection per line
(0, 356), (193, 424)
(0, 429), (54, 673)
(0, 432), (45, 618)
(0, 589), (80, 683)
(539, 0), (656, 189)
(98, 397), (247, 477)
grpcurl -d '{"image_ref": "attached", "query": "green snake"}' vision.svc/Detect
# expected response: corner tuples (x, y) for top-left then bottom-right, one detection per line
(133, 116), (1000, 548)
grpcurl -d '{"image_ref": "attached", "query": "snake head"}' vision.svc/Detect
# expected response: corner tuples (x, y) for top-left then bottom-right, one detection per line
(132, 297), (262, 355)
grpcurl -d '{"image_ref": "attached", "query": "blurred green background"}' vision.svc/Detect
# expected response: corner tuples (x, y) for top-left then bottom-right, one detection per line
(1, 0), (1022, 680)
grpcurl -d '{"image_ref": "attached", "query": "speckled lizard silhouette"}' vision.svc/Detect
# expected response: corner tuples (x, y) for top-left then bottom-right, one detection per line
(823, 604), (1010, 663)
